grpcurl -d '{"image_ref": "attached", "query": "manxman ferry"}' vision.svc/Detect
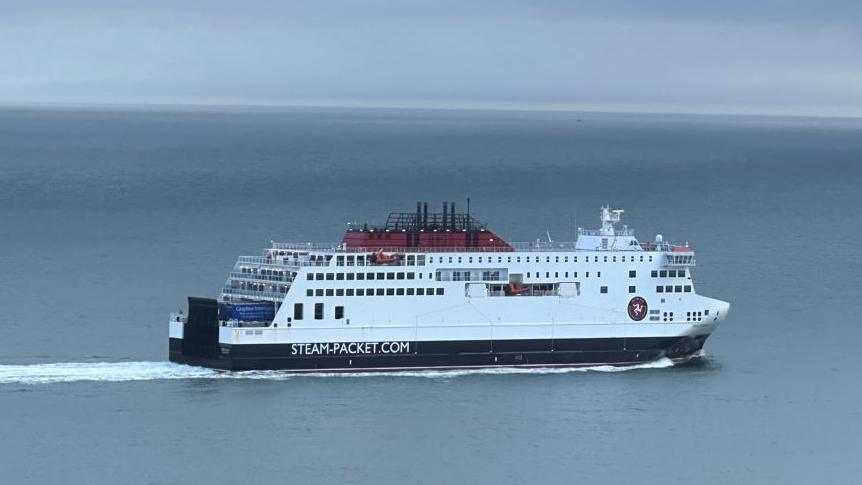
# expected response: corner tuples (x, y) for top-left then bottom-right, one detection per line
(169, 203), (729, 371)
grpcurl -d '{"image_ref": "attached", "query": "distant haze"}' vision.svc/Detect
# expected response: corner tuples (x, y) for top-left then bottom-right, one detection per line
(2, 0), (861, 117)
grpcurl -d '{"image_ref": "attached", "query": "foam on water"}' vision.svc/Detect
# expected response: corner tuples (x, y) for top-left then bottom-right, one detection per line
(0, 358), (676, 385)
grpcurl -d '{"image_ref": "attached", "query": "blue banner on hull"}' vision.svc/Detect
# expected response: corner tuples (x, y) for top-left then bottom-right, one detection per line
(219, 302), (275, 322)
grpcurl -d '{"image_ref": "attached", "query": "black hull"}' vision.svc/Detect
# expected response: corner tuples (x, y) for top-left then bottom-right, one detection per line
(169, 335), (710, 372)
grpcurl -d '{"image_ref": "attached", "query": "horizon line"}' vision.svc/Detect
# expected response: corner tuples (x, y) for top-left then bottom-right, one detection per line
(1, 99), (860, 121)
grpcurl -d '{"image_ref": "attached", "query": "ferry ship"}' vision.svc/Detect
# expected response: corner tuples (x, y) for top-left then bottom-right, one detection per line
(169, 203), (729, 371)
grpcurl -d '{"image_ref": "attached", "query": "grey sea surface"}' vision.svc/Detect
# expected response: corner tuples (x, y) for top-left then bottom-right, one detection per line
(0, 107), (860, 484)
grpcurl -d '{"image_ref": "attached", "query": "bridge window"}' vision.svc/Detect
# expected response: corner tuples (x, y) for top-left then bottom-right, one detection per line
(314, 303), (323, 320)
(294, 303), (303, 320)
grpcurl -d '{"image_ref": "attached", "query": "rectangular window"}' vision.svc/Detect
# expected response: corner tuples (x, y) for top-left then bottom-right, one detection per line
(346, 289), (354, 296)
(665, 285), (673, 293)
(659, 270), (667, 278)
(435, 288), (444, 295)
(397, 272), (405, 280)
(314, 303), (323, 320)
(407, 288), (415, 295)
(335, 306), (344, 319)
(336, 273), (345, 280)
(426, 288), (435, 295)
(306, 289), (313, 297)
(629, 270), (636, 278)
(366, 272), (374, 280)
(386, 288), (395, 296)
(417, 288), (425, 295)
(656, 286), (664, 293)
(679, 269), (686, 278)
(628, 286), (636, 293)
(396, 288), (404, 295)
(675, 285), (683, 293)
(336, 288), (344, 296)
(651, 270), (658, 277)
(315, 273), (324, 280)
(346, 273), (355, 280)
(325, 289), (334, 296)
(306, 273), (314, 281)
(684, 285), (692, 292)
(377, 272), (385, 280)
(356, 288), (364, 296)
(357, 273), (365, 280)
(315, 289), (324, 297)
(600, 286), (608, 294)
(387, 272), (395, 280)
(407, 272), (415, 280)
(366, 288), (374, 297)
(326, 273), (334, 280)
(669, 270), (677, 278)
(294, 303), (303, 320)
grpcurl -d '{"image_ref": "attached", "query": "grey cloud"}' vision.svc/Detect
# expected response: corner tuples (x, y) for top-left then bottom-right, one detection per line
(1, 0), (860, 116)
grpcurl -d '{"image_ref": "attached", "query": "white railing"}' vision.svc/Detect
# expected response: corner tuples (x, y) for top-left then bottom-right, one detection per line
(221, 288), (286, 301)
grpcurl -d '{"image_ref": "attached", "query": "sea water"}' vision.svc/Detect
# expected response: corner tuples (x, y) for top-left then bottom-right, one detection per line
(0, 107), (860, 484)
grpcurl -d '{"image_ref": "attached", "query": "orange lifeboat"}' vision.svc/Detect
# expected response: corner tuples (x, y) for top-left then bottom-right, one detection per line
(673, 244), (694, 252)
(370, 250), (402, 265)
(506, 283), (531, 296)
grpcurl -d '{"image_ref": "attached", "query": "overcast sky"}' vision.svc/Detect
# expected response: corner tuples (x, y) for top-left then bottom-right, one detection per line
(2, 0), (861, 116)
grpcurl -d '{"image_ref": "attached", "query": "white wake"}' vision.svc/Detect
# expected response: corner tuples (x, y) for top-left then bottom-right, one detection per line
(0, 358), (675, 385)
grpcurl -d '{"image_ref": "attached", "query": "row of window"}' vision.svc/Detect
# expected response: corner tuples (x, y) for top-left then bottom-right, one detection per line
(426, 254), (654, 264)
(308, 271), (425, 281)
(306, 287), (445, 298)
(650, 269), (686, 278)
(293, 303), (344, 320)
(656, 285), (692, 293)
(335, 254), (427, 266)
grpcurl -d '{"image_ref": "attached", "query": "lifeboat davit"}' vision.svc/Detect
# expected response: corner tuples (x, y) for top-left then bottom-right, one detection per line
(506, 283), (531, 296)
(370, 250), (402, 265)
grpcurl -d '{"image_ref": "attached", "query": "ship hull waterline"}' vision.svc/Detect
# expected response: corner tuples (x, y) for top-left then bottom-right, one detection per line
(168, 335), (711, 372)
